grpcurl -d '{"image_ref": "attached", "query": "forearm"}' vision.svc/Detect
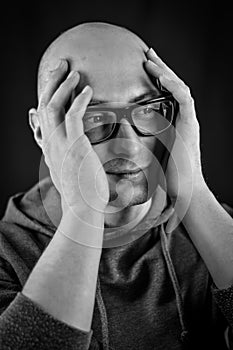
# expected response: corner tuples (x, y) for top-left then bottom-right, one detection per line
(176, 179), (233, 289)
(22, 207), (104, 332)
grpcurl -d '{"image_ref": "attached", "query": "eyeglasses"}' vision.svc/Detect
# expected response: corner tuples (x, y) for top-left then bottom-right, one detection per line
(83, 94), (177, 145)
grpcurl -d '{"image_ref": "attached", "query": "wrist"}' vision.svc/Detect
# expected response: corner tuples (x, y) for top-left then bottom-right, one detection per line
(170, 172), (207, 204)
(59, 205), (105, 248)
(61, 198), (106, 217)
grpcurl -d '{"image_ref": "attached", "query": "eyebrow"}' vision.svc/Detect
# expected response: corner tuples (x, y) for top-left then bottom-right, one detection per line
(88, 91), (159, 106)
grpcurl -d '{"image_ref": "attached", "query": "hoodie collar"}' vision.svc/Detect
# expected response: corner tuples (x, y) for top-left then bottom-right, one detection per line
(2, 176), (177, 242)
(2, 177), (60, 237)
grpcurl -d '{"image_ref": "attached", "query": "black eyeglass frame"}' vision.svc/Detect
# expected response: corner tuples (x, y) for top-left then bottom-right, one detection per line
(84, 94), (178, 145)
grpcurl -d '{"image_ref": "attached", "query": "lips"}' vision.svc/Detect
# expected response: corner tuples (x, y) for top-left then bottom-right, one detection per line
(106, 169), (142, 174)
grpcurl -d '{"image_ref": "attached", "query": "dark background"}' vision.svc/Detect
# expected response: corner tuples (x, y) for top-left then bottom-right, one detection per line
(1, 0), (233, 217)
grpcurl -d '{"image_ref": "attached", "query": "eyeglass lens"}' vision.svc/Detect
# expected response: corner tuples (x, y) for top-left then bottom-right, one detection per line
(83, 100), (174, 144)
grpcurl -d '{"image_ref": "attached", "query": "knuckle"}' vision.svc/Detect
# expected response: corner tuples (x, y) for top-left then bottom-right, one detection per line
(38, 98), (47, 111)
(183, 94), (194, 105)
(66, 110), (77, 120)
(182, 85), (194, 103)
(187, 93), (194, 104)
(160, 73), (168, 82)
(183, 84), (191, 95)
(47, 102), (60, 114)
(67, 107), (84, 120)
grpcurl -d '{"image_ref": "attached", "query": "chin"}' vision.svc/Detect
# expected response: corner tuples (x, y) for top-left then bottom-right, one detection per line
(108, 185), (149, 208)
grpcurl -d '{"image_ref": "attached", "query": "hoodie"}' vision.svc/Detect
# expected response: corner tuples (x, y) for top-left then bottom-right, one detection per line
(0, 176), (233, 350)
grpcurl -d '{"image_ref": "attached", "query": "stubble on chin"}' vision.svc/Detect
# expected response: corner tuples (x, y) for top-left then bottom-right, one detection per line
(108, 178), (149, 208)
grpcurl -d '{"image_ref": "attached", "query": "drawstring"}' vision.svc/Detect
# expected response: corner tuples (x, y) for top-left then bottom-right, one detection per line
(160, 222), (189, 345)
(95, 220), (189, 349)
(96, 276), (110, 350)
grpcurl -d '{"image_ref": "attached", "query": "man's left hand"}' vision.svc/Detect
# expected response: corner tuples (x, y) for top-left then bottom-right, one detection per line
(145, 48), (205, 201)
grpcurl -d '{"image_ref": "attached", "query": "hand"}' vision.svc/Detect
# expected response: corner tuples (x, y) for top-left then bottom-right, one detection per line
(145, 48), (205, 201)
(36, 59), (109, 214)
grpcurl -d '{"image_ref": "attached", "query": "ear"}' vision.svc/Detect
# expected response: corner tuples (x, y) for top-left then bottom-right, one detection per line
(28, 108), (43, 149)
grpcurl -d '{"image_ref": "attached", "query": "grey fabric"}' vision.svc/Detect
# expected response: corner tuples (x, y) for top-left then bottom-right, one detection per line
(212, 284), (233, 328)
(0, 177), (232, 349)
(0, 292), (92, 350)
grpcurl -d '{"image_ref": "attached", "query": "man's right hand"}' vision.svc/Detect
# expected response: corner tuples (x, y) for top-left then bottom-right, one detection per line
(37, 59), (109, 215)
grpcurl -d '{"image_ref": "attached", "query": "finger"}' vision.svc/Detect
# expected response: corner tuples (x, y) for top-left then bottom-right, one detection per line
(49, 70), (80, 109)
(145, 56), (179, 82)
(39, 69), (80, 146)
(145, 59), (178, 91)
(38, 59), (68, 109)
(145, 60), (195, 118)
(146, 48), (177, 77)
(37, 59), (68, 139)
(66, 85), (93, 142)
(146, 48), (184, 87)
(46, 70), (80, 130)
(160, 75), (195, 118)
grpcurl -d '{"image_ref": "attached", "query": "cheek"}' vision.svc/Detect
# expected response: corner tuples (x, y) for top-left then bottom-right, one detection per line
(141, 132), (173, 170)
(94, 137), (156, 164)
(140, 136), (158, 162)
(141, 136), (157, 151)
(92, 143), (109, 165)
(93, 132), (173, 166)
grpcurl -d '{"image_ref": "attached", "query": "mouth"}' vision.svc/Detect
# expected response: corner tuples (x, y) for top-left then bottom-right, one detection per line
(106, 168), (147, 180)
(106, 169), (141, 174)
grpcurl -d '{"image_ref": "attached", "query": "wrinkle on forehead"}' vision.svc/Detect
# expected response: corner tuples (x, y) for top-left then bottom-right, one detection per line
(37, 22), (150, 100)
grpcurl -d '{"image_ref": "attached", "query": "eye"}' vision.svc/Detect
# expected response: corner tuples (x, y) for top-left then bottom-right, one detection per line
(83, 111), (116, 133)
(136, 106), (158, 118)
(143, 107), (154, 114)
(86, 113), (104, 123)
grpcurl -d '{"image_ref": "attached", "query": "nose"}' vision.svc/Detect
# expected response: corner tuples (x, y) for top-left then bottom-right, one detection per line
(110, 118), (142, 156)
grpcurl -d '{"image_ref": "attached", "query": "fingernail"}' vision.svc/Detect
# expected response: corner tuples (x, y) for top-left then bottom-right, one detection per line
(147, 59), (157, 67)
(149, 48), (157, 56)
(49, 59), (66, 72)
(59, 59), (67, 67)
(67, 70), (78, 79)
(81, 85), (91, 94)
(147, 59), (154, 64)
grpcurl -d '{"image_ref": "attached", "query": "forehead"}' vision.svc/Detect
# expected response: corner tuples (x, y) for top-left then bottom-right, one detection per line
(42, 33), (159, 102)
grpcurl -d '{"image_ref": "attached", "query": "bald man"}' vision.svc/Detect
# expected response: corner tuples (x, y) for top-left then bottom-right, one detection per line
(0, 22), (233, 350)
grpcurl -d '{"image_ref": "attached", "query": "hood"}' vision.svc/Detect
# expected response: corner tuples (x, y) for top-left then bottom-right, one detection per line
(1, 177), (62, 237)
(1, 176), (189, 348)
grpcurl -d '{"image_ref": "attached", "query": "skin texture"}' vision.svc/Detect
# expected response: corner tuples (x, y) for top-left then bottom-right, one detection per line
(30, 22), (168, 229)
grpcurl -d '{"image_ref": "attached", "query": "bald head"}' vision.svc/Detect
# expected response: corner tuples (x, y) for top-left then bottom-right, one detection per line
(37, 22), (158, 103)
